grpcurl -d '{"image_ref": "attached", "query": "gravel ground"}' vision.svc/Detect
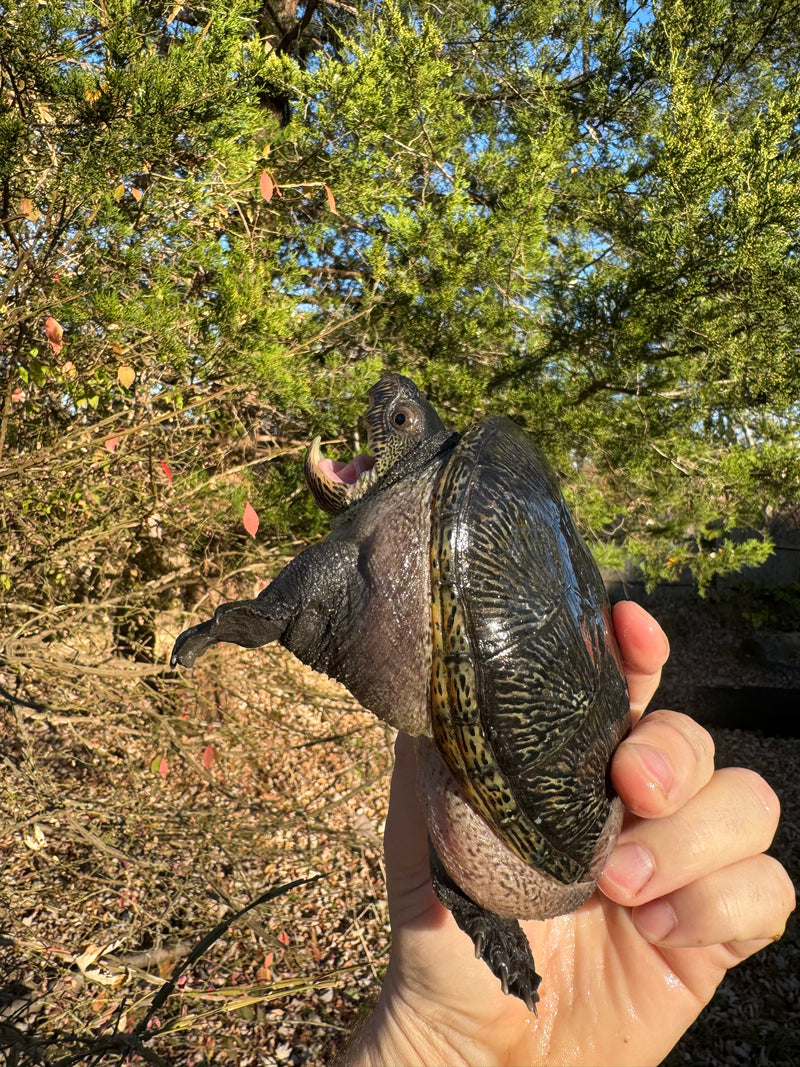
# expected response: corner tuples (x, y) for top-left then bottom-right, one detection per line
(2, 591), (796, 1065)
(636, 592), (800, 1067)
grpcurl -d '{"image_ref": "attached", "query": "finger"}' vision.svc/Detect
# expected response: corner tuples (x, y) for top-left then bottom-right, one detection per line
(610, 709), (715, 819)
(600, 767), (779, 906)
(631, 853), (796, 948)
(612, 601), (670, 722)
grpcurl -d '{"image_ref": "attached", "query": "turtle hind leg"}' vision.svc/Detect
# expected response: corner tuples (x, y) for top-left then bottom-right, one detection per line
(428, 840), (541, 1013)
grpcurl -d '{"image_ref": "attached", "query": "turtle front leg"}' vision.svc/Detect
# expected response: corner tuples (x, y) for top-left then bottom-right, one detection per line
(428, 840), (541, 1013)
(171, 537), (362, 670)
(171, 600), (286, 668)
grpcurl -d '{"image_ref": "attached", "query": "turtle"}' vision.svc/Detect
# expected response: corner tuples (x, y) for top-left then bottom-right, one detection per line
(171, 373), (630, 1011)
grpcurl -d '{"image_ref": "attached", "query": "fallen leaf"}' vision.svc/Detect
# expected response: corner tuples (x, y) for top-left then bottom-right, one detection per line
(113, 183), (125, 202)
(131, 187), (143, 202)
(105, 437), (119, 453)
(118, 365), (135, 388)
(22, 823), (47, 851)
(243, 501), (260, 538)
(201, 745), (216, 770)
(159, 459), (173, 486)
(277, 930), (290, 947)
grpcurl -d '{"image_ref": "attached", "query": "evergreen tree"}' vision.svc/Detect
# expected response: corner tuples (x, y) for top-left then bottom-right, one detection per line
(2, 0), (798, 609)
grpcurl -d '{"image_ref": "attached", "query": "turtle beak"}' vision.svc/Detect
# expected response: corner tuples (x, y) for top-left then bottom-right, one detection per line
(304, 436), (377, 516)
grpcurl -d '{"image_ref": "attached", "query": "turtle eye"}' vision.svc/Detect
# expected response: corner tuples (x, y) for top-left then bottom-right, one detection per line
(391, 405), (416, 431)
(390, 401), (422, 435)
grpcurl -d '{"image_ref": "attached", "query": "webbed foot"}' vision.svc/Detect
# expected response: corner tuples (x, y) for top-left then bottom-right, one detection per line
(429, 839), (541, 1012)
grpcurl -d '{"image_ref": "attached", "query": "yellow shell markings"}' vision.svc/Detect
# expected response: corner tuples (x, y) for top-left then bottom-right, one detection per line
(429, 447), (545, 871)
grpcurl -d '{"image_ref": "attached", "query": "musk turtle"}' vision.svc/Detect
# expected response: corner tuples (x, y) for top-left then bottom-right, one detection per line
(171, 374), (630, 1010)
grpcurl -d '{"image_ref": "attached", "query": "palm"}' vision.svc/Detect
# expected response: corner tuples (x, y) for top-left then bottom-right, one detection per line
(522, 896), (730, 1064)
(381, 769), (735, 1067)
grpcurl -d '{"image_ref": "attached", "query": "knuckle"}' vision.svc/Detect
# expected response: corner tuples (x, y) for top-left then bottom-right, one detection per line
(644, 709), (716, 764)
(724, 767), (781, 841)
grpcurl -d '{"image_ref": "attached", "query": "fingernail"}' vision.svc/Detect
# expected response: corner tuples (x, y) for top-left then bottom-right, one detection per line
(634, 899), (678, 942)
(604, 843), (655, 896)
(629, 742), (674, 798)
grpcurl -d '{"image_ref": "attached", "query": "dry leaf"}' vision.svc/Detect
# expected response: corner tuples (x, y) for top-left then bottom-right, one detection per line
(118, 365), (135, 388)
(159, 459), (173, 486)
(259, 170), (275, 202)
(20, 197), (38, 221)
(74, 941), (126, 988)
(323, 184), (338, 215)
(45, 316), (64, 354)
(201, 745), (216, 770)
(22, 823), (47, 851)
(105, 437), (119, 453)
(131, 187), (143, 202)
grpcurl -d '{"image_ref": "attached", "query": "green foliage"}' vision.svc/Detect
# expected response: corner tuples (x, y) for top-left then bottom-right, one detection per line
(2, 0), (799, 629)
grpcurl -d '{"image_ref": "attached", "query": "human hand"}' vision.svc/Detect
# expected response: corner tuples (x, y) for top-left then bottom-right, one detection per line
(343, 602), (795, 1067)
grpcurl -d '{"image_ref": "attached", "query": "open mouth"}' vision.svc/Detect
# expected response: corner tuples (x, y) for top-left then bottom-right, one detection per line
(304, 436), (378, 515)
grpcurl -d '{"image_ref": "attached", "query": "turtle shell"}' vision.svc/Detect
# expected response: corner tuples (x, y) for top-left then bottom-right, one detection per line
(429, 416), (629, 885)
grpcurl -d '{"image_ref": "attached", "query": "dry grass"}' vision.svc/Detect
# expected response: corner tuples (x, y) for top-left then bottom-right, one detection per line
(2, 595), (798, 1066)
(1, 611), (395, 1065)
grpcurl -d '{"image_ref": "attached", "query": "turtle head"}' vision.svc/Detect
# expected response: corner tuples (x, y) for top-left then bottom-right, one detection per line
(305, 373), (447, 516)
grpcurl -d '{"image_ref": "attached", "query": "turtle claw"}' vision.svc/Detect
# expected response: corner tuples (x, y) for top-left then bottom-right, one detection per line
(428, 840), (541, 1012)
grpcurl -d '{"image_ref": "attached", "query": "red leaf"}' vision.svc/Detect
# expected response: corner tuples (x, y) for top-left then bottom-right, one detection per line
(159, 459), (173, 486)
(45, 315), (64, 354)
(149, 755), (169, 778)
(201, 745), (216, 770)
(323, 183), (338, 214)
(277, 931), (290, 947)
(105, 436), (119, 453)
(243, 501), (260, 538)
(259, 170), (275, 202)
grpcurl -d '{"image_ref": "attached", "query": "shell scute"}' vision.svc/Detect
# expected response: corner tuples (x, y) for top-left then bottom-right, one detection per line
(430, 416), (629, 885)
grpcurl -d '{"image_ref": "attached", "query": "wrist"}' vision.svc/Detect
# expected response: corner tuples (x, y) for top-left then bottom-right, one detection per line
(340, 966), (491, 1067)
